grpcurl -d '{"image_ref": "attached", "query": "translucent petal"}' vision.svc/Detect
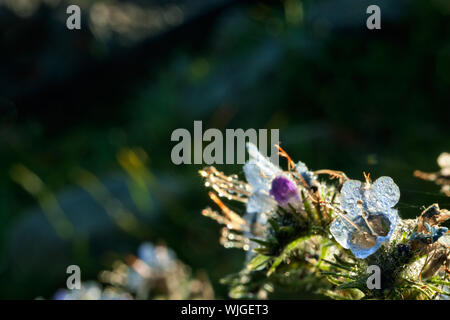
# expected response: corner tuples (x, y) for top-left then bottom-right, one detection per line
(243, 161), (278, 192)
(369, 176), (400, 211)
(246, 142), (281, 177)
(247, 142), (278, 166)
(384, 206), (400, 222)
(330, 217), (353, 249)
(246, 190), (277, 215)
(339, 180), (363, 216)
(349, 240), (381, 259)
(244, 143), (281, 191)
(242, 210), (268, 236)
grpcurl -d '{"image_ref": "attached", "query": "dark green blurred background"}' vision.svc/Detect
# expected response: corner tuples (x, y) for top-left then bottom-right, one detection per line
(0, 0), (448, 299)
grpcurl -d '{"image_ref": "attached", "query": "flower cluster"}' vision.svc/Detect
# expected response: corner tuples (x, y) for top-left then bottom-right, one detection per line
(200, 144), (450, 300)
(50, 242), (214, 300)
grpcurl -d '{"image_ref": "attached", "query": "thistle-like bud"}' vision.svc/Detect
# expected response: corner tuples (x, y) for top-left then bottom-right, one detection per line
(269, 175), (301, 210)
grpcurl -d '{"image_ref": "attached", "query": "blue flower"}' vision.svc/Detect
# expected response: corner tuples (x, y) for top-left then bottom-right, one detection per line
(243, 143), (281, 224)
(243, 143), (303, 259)
(243, 143), (315, 217)
(330, 176), (400, 259)
(410, 223), (448, 243)
(295, 161), (315, 188)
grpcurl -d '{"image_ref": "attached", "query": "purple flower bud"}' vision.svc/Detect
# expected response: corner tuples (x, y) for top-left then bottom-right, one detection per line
(270, 176), (300, 206)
